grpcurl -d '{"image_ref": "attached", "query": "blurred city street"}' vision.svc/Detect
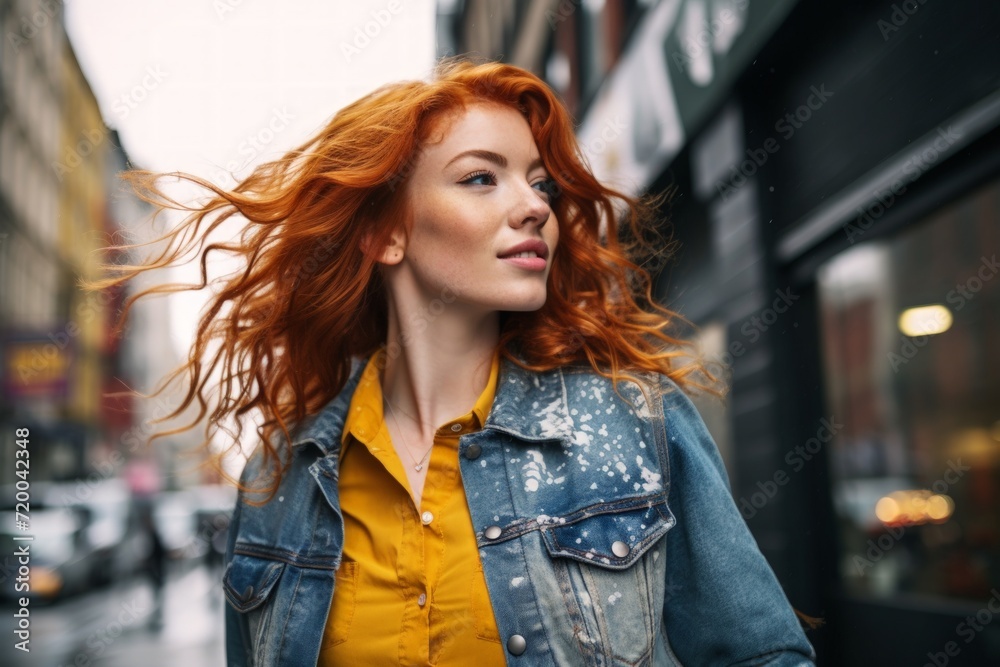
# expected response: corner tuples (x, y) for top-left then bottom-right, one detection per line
(3, 559), (225, 667)
(1, 0), (998, 665)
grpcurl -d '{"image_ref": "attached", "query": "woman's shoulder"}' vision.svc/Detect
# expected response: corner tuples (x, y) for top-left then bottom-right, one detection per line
(556, 363), (703, 415)
(559, 365), (724, 461)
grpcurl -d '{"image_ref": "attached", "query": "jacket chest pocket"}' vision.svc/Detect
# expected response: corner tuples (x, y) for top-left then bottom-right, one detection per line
(539, 499), (675, 666)
(223, 552), (287, 664)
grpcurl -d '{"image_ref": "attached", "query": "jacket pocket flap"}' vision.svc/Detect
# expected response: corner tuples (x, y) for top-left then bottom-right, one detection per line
(223, 551), (286, 613)
(539, 499), (676, 569)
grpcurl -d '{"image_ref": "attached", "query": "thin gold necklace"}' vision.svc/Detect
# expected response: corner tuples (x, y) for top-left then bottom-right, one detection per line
(384, 397), (433, 472)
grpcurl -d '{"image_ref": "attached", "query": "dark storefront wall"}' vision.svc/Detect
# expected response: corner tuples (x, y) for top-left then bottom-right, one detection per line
(740, 1), (1000, 665)
(815, 169), (1000, 666)
(651, 0), (1000, 665)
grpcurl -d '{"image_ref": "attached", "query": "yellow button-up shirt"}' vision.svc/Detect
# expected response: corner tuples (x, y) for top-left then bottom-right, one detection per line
(319, 347), (507, 666)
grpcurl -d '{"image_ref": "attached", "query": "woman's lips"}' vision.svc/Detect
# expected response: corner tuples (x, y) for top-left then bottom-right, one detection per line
(500, 255), (547, 271)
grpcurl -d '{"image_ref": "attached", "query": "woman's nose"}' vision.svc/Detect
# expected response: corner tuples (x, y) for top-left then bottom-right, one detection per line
(511, 181), (551, 229)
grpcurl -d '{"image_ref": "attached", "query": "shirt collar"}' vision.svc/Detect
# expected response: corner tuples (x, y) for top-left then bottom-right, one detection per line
(290, 344), (575, 458)
(335, 346), (501, 463)
(340, 346), (500, 458)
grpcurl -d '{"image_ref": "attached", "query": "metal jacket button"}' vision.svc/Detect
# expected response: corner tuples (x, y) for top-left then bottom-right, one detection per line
(611, 540), (630, 558)
(243, 585), (254, 600)
(506, 634), (527, 655)
(464, 443), (482, 460)
(484, 525), (502, 539)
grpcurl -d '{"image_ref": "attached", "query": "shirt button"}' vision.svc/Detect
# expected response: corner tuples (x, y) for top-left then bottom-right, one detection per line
(417, 593), (426, 607)
(450, 423), (462, 432)
(506, 634), (527, 655)
(421, 511), (434, 524)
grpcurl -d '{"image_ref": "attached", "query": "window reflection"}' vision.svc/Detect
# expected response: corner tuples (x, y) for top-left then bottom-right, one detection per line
(818, 176), (1000, 601)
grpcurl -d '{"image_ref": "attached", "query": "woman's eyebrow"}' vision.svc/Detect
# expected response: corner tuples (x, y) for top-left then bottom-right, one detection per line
(445, 149), (544, 172)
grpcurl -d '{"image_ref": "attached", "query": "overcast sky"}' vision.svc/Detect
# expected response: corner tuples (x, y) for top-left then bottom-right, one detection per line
(64, 0), (438, 350)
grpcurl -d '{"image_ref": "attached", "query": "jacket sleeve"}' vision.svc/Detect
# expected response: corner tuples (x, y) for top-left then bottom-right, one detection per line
(224, 483), (250, 667)
(658, 375), (817, 666)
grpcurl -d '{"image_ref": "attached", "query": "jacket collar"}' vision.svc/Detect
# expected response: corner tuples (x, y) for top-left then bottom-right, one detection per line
(290, 347), (574, 457)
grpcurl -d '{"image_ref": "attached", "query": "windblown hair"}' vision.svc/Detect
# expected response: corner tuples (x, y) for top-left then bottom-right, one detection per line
(88, 55), (728, 504)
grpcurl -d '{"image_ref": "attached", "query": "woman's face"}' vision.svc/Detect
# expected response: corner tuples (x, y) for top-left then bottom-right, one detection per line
(388, 103), (559, 314)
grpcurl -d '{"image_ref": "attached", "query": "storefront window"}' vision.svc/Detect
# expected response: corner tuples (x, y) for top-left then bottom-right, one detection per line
(817, 176), (1000, 601)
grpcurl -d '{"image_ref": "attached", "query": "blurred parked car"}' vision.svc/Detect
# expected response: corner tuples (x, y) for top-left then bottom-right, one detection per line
(0, 480), (237, 602)
(0, 479), (145, 602)
(0, 504), (97, 603)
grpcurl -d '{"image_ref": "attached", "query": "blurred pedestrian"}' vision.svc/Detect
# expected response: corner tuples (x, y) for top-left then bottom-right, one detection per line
(135, 497), (167, 630)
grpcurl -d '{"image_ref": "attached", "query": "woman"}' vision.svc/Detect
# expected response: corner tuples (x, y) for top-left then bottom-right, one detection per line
(95, 57), (822, 665)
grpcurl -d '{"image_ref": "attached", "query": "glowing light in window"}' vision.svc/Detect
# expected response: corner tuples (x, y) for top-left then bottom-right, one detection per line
(898, 305), (952, 337)
(875, 489), (954, 526)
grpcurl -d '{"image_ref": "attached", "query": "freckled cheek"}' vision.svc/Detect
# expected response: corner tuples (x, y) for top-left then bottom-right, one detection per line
(419, 214), (492, 259)
(416, 195), (478, 238)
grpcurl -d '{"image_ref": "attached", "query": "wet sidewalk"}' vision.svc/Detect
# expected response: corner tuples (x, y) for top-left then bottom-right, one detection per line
(4, 560), (225, 666)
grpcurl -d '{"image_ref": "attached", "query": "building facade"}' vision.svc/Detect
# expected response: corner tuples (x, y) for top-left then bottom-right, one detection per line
(0, 0), (84, 481)
(0, 1), (150, 485)
(442, 1), (1000, 664)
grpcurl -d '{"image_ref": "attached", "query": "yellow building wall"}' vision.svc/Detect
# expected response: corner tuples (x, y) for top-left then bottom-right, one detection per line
(58, 45), (109, 425)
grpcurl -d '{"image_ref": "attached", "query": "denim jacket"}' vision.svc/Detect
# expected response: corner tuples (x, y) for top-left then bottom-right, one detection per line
(223, 350), (818, 666)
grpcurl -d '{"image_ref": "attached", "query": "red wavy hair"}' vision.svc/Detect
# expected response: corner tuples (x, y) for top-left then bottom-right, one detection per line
(87, 55), (728, 503)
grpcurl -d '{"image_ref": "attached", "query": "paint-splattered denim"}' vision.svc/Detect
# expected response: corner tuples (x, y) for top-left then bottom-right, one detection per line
(224, 351), (818, 666)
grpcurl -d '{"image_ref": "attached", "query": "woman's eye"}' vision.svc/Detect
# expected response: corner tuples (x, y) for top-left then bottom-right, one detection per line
(534, 178), (560, 200)
(460, 171), (559, 200)
(461, 170), (496, 186)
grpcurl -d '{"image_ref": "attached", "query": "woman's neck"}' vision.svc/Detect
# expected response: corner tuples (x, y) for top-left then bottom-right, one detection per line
(379, 305), (500, 441)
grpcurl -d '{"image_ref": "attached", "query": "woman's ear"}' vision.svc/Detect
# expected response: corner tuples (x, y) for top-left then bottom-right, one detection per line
(361, 230), (405, 265)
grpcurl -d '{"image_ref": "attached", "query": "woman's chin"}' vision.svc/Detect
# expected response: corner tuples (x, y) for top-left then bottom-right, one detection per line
(494, 294), (547, 312)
